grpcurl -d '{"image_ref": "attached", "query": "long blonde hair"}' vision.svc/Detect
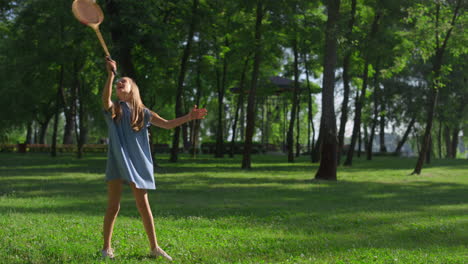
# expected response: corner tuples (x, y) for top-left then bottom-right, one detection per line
(111, 77), (146, 132)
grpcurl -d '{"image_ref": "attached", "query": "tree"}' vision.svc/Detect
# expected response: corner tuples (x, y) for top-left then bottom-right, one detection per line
(314, 0), (340, 181)
(344, 8), (382, 166)
(337, 0), (357, 163)
(242, 0), (264, 169)
(170, 0), (199, 162)
(410, 0), (464, 174)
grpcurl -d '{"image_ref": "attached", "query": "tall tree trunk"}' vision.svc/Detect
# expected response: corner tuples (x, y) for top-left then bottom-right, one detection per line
(105, 0), (137, 79)
(367, 102), (378, 160)
(242, 1), (263, 169)
(265, 103), (271, 147)
(74, 63), (87, 159)
(451, 127), (459, 158)
(344, 11), (381, 166)
(303, 53), (314, 154)
(425, 136), (432, 164)
(437, 120), (443, 158)
(379, 90), (387, 152)
(216, 38), (229, 158)
(61, 88), (75, 145)
(38, 119), (50, 144)
(230, 56), (250, 157)
(296, 103), (301, 158)
(192, 49), (204, 158)
(51, 65), (64, 157)
(394, 116), (416, 155)
(337, 0), (357, 164)
(367, 63), (381, 160)
(170, 0), (199, 162)
(34, 123), (39, 144)
(51, 100), (60, 157)
(311, 132), (321, 162)
(240, 97), (245, 140)
(25, 122), (33, 144)
(314, 0), (340, 181)
(367, 68), (380, 160)
(287, 35), (300, 163)
(261, 100), (265, 145)
(282, 101), (287, 152)
(363, 125), (368, 158)
(182, 119), (189, 152)
(357, 125), (362, 158)
(412, 0), (461, 174)
(444, 125), (452, 158)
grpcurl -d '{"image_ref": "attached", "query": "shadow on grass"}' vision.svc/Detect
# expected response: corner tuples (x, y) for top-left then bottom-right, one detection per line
(0, 153), (467, 251)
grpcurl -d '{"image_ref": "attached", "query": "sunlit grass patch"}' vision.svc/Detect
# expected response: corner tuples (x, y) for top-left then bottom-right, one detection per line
(0, 153), (467, 263)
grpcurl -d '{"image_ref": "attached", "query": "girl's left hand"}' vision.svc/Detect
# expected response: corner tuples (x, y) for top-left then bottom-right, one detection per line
(190, 105), (208, 120)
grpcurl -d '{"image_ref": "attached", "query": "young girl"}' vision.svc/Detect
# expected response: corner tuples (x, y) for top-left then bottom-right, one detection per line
(101, 57), (207, 260)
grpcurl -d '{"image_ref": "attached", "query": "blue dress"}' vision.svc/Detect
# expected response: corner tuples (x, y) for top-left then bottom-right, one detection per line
(103, 101), (155, 190)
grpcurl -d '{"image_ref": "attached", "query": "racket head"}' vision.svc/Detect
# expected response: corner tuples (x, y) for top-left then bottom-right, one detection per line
(72, 0), (104, 26)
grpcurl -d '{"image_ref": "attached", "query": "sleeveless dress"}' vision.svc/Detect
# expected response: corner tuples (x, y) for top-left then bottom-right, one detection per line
(103, 101), (156, 190)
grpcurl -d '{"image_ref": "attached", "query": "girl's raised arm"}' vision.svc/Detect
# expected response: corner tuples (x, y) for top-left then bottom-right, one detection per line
(102, 57), (116, 111)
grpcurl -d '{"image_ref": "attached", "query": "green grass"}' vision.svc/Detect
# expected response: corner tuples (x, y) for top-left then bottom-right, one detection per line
(0, 153), (467, 264)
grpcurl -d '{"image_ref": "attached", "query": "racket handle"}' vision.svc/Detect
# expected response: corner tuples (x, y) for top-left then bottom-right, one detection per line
(94, 28), (110, 56)
(94, 28), (117, 75)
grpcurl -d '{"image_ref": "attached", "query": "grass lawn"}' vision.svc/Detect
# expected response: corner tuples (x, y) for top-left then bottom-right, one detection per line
(0, 153), (467, 264)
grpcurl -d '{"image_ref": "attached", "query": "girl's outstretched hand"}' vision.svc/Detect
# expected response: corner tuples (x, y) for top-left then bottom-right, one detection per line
(190, 105), (208, 120)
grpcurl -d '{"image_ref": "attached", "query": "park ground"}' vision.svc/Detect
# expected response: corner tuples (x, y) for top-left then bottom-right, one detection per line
(0, 153), (467, 264)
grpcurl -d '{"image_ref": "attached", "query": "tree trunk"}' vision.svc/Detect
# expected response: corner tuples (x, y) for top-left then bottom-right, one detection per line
(394, 116), (416, 155)
(38, 119), (50, 144)
(261, 100), (265, 145)
(412, 0), (461, 174)
(367, 73), (380, 160)
(51, 65), (64, 157)
(51, 101), (60, 157)
(444, 125), (452, 158)
(337, 0), (357, 163)
(311, 132), (321, 162)
(425, 136), (432, 164)
(182, 120), (190, 152)
(74, 63), (87, 159)
(240, 98), (245, 140)
(216, 38), (229, 158)
(191, 49), (203, 157)
(61, 89), (75, 145)
(296, 102), (301, 158)
(357, 124), (362, 158)
(25, 122), (33, 144)
(363, 125), (368, 158)
(437, 120), (442, 158)
(379, 93), (387, 152)
(265, 103), (271, 147)
(287, 35), (300, 163)
(314, 0), (340, 181)
(303, 54), (313, 154)
(230, 56), (250, 157)
(242, 1), (263, 169)
(105, 0), (137, 79)
(451, 127), (459, 158)
(344, 11), (381, 166)
(34, 123), (39, 144)
(367, 109), (378, 160)
(170, 0), (199, 162)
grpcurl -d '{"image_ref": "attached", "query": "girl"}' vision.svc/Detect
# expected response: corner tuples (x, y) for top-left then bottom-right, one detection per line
(101, 57), (207, 260)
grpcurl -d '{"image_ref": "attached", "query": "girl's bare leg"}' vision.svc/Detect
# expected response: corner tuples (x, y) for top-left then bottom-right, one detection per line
(130, 183), (158, 250)
(103, 179), (123, 250)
